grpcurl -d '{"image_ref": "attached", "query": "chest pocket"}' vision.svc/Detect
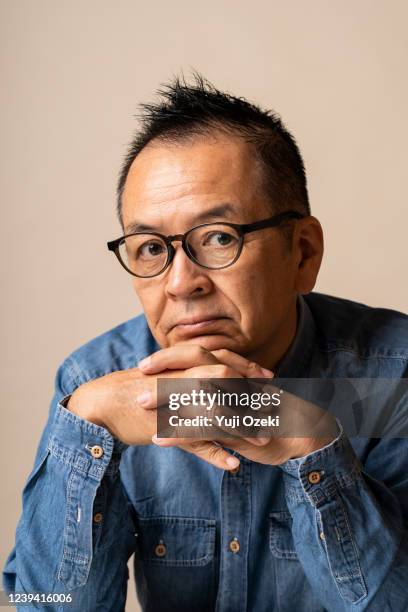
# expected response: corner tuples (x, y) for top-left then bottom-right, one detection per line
(269, 511), (298, 560)
(135, 516), (216, 566)
(269, 511), (328, 612)
(134, 516), (218, 612)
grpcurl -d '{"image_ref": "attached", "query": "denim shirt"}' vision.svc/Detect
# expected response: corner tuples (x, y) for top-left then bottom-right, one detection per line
(3, 292), (408, 611)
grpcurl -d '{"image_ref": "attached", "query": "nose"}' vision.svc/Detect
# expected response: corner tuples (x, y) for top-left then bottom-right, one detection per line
(164, 242), (213, 299)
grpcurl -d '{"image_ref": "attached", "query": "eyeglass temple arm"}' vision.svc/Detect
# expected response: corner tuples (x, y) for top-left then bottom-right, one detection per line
(107, 239), (121, 251)
(240, 211), (304, 235)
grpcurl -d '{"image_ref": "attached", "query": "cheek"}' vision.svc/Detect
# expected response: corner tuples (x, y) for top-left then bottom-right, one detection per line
(228, 246), (295, 324)
(132, 281), (164, 324)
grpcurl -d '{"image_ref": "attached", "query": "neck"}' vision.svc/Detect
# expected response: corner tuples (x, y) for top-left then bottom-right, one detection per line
(248, 298), (299, 372)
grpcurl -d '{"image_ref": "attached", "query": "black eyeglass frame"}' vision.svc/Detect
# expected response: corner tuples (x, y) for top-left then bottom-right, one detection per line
(107, 210), (304, 278)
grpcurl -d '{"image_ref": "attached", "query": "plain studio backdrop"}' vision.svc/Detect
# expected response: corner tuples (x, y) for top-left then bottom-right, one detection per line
(1, 1), (407, 609)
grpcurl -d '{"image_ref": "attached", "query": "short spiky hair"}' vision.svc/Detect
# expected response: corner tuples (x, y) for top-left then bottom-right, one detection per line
(116, 73), (310, 226)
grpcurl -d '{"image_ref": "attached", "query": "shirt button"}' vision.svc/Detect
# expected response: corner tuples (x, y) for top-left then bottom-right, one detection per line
(93, 512), (103, 523)
(229, 538), (240, 553)
(308, 470), (321, 485)
(319, 531), (325, 541)
(90, 445), (104, 459)
(154, 542), (167, 557)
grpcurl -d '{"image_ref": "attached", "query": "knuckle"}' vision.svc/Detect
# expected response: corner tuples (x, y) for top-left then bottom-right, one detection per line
(189, 440), (207, 452)
(247, 361), (259, 372)
(208, 444), (223, 463)
(194, 345), (209, 360)
(213, 349), (228, 360)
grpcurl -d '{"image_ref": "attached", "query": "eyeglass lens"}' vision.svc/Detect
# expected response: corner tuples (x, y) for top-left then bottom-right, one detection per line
(118, 224), (241, 276)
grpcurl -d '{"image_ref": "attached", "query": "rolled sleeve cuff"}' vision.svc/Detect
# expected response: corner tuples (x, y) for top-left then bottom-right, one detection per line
(47, 394), (129, 482)
(279, 422), (362, 507)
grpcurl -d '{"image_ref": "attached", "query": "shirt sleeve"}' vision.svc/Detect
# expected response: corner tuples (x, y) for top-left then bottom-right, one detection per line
(2, 359), (137, 612)
(279, 425), (408, 610)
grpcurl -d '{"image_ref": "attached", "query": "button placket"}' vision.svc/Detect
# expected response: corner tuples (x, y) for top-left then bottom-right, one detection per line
(229, 538), (240, 553)
(217, 458), (251, 612)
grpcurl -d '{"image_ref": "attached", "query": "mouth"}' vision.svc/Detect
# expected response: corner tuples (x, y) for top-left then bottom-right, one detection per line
(171, 316), (230, 336)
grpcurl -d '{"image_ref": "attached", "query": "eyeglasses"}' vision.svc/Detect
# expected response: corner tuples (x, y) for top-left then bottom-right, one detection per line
(107, 210), (304, 278)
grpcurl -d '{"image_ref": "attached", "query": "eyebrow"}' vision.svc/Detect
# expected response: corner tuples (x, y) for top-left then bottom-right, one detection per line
(124, 202), (238, 234)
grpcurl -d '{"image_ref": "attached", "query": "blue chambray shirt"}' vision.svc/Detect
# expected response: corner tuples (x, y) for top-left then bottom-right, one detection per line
(3, 292), (408, 611)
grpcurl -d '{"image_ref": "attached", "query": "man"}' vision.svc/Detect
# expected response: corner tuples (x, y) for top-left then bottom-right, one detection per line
(3, 75), (408, 611)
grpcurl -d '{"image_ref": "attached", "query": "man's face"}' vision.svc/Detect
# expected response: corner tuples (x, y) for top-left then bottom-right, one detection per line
(121, 134), (302, 367)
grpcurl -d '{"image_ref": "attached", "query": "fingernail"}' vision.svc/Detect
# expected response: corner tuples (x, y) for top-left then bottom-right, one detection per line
(226, 456), (240, 469)
(261, 368), (274, 378)
(248, 363), (268, 378)
(138, 357), (151, 369)
(152, 434), (162, 445)
(136, 391), (151, 405)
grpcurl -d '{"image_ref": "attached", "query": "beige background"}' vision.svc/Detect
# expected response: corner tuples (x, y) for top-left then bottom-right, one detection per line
(1, 1), (407, 610)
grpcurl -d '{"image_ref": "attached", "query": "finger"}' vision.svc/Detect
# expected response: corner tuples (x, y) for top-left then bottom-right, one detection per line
(152, 434), (205, 446)
(136, 361), (245, 410)
(212, 436), (270, 449)
(138, 345), (219, 374)
(214, 434), (271, 446)
(152, 434), (240, 471)
(242, 436), (270, 446)
(135, 361), (246, 411)
(182, 362), (244, 379)
(211, 349), (273, 379)
(134, 386), (157, 409)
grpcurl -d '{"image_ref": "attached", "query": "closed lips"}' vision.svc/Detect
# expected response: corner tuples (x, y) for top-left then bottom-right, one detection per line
(171, 316), (229, 330)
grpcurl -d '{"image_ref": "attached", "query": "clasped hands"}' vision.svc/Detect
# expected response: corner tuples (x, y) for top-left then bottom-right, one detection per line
(68, 345), (338, 471)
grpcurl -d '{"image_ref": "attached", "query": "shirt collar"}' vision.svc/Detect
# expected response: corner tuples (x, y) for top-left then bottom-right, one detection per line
(274, 294), (316, 378)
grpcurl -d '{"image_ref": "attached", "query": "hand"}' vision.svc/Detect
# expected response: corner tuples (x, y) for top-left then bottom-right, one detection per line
(151, 378), (339, 467)
(67, 344), (273, 470)
(154, 427), (339, 466)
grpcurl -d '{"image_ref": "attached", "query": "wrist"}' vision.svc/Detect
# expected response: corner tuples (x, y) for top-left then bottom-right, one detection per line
(289, 435), (336, 459)
(66, 388), (107, 428)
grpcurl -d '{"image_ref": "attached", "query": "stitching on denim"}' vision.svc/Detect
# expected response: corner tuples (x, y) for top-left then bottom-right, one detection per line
(55, 403), (112, 440)
(307, 470), (363, 507)
(336, 495), (367, 600)
(57, 470), (92, 587)
(57, 469), (76, 583)
(325, 494), (367, 604)
(137, 517), (216, 526)
(316, 343), (408, 360)
(62, 552), (89, 563)
(137, 518), (216, 566)
(269, 512), (298, 560)
(66, 355), (86, 387)
(47, 436), (108, 480)
(241, 461), (251, 612)
(140, 554), (214, 567)
(216, 471), (227, 612)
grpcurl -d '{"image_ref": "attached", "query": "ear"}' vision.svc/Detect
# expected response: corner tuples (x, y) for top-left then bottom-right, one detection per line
(292, 216), (324, 294)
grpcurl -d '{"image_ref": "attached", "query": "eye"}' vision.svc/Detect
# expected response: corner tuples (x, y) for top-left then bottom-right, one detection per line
(203, 231), (237, 247)
(136, 240), (166, 259)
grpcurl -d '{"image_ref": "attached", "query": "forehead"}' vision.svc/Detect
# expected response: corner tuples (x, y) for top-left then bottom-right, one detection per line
(121, 134), (267, 227)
